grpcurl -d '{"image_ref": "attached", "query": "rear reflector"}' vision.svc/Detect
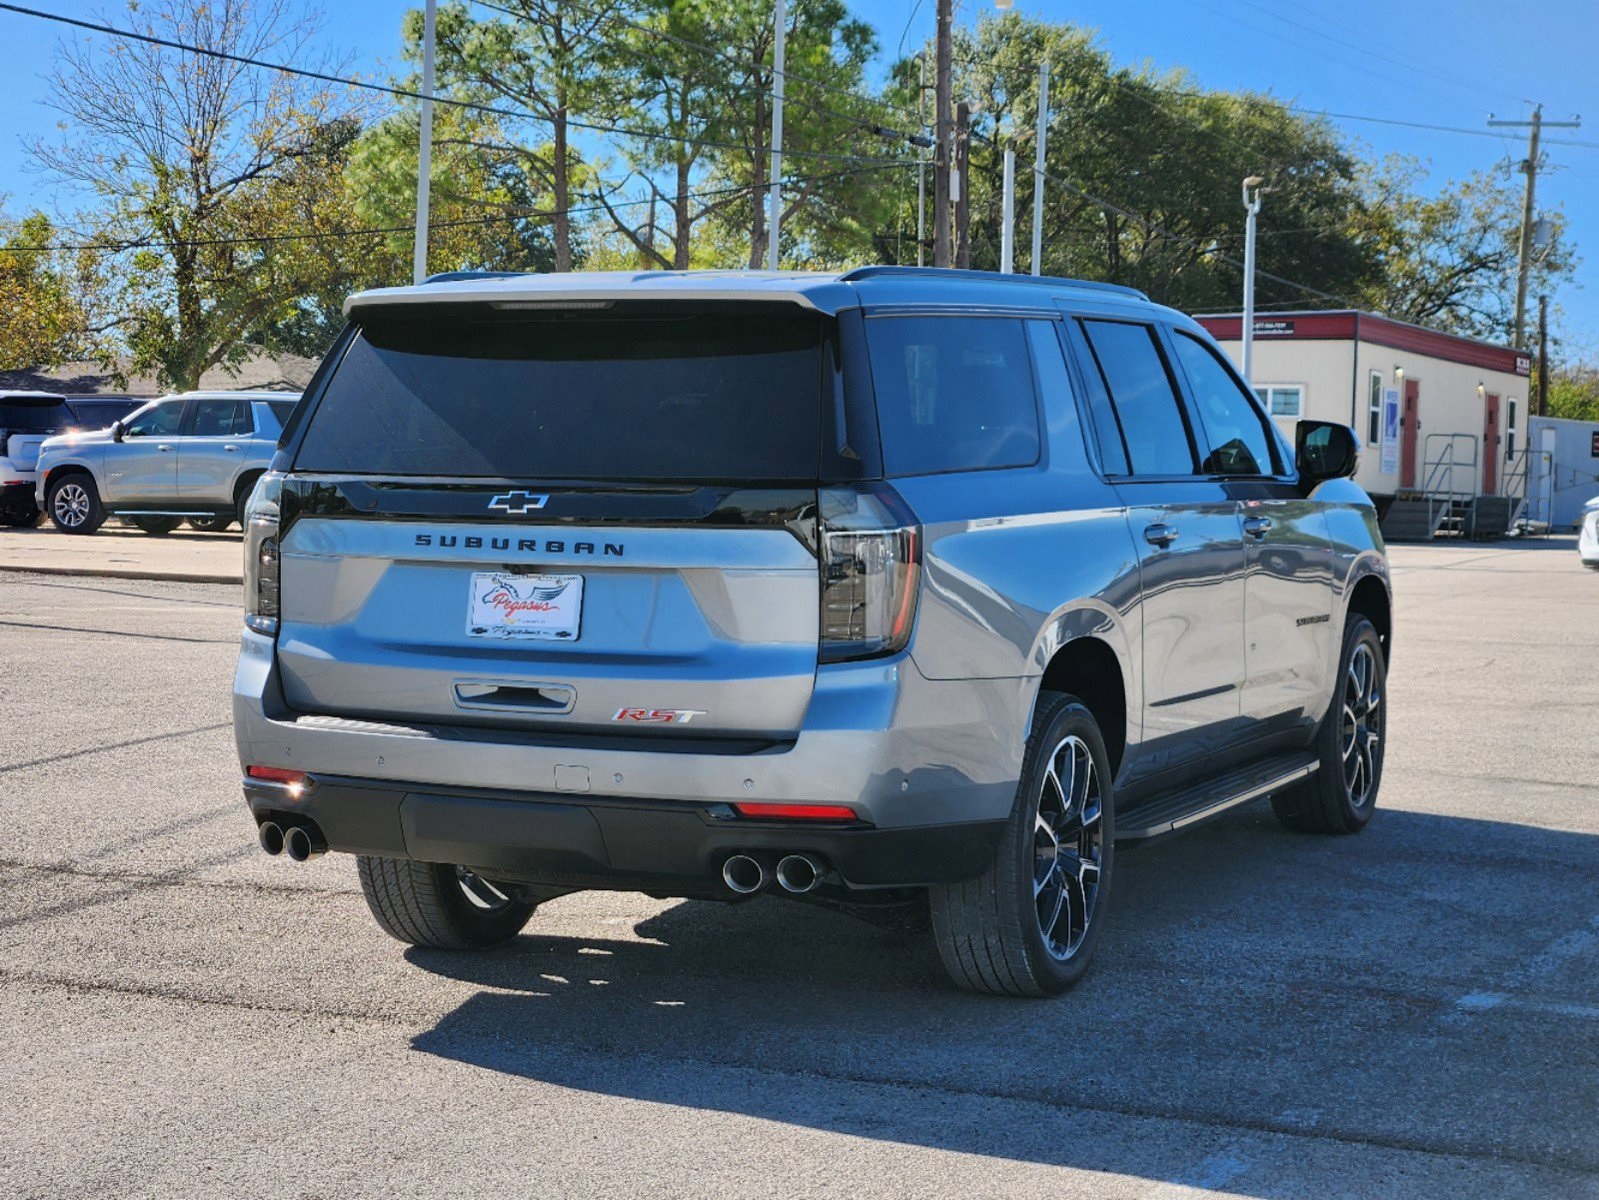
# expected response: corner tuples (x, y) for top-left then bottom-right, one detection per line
(733, 803), (860, 822)
(247, 766), (306, 785)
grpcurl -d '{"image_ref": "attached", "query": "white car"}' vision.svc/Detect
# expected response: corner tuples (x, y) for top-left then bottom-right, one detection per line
(0, 391), (75, 526)
(1580, 497), (1599, 569)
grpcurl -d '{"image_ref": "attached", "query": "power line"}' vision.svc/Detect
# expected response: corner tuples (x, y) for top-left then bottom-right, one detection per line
(0, 162), (916, 255)
(0, 1), (916, 168)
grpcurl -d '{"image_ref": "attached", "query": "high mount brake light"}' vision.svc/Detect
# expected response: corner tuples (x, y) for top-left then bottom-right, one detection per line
(242, 471), (284, 636)
(733, 803), (862, 822)
(817, 484), (922, 663)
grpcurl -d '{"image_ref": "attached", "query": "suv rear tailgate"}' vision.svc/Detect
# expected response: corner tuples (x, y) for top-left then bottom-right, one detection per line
(275, 501), (820, 738)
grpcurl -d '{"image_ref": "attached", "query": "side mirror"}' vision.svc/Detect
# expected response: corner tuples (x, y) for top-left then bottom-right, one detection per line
(111, 420), (126, 442)
(1295, 420), (1359, 491)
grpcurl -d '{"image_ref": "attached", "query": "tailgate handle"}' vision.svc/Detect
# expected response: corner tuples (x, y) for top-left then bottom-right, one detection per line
(453, 681), (576, 715)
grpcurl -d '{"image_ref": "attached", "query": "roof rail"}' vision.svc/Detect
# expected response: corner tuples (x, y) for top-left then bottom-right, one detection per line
(422, 270), (531, 285)
(838, 265), (1149, 301)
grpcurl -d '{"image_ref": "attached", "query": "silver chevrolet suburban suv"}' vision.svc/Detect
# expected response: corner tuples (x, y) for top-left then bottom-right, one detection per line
(235, 268), (1390, 996)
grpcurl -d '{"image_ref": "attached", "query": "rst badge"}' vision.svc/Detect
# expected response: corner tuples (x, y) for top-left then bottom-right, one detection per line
(613, 707), (707, 725)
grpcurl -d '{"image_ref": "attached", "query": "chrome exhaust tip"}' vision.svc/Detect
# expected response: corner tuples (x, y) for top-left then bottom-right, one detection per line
(775, 854), (824, 894)
(722, 854), (768, 895)
(258, 821), (284, 856)
(282, 823), (325, 862)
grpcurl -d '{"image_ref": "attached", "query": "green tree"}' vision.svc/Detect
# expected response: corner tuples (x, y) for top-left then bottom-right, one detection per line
(0, 210), (106, 370)
(1547, 363), (1599, 422)
(31, 0), (369, 389)
(1353, 160), (1575, 343)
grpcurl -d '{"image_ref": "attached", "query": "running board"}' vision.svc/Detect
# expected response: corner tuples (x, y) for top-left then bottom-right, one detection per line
(1116, 752), (1317, 840)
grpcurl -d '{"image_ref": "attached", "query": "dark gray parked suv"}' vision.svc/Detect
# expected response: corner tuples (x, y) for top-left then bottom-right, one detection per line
(235, 267), (1390, 996)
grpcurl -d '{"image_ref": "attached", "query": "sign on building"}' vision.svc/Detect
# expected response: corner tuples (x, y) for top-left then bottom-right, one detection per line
(1380, 388), (1401, 474)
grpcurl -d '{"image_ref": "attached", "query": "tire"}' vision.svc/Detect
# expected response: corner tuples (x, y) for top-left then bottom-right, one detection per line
(929, 691), (1115, 997)
(129, 515), (181, 535)
(1272, 616), (1386, 834)
(0, 497), (43, 528)
(357, 856), (536, 949)
(46, 473), (105, 535)
(188, 514), (233, 532)
(235, 474), (262, 527)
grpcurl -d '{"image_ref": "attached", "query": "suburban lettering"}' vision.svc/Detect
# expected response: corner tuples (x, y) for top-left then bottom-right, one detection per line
(575, 542), (595, 555)
(605, 543), (625, 557)
(465, 536), (482, 549)
(415, 534), (432, 546)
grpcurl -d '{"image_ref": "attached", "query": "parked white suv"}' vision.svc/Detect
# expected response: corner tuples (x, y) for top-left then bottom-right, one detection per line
(0, 391), (76, 527)
(36, 390), (299, 534)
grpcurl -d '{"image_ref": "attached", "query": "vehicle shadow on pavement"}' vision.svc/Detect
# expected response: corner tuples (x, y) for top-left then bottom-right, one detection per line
(405, 805), (1599, 1194)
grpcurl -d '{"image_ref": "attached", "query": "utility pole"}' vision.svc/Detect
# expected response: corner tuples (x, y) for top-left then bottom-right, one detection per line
(1537, 293), (1550, 417)
(917, 53), (927, 267)
(954, 101), (972, 269)
(1030, 62), (1049, 276)
(1488, 106), (1581, 348)
(767, 0), (787, 272)
(932, 0), (953, 267)
(412, 0), (437, 284)
(1240, 175), (1265, 385)
(1000, 147), (1015, 273)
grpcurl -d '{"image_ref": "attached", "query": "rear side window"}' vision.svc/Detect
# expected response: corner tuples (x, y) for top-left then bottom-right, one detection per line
(295, 307), (824, 481)
(1170, 332), (1279, 476)
(1079, 320), (1196, 476)
(191, 399), (254, 437)
(267, 400), (297, 427)
(864, 316), (1040, 476)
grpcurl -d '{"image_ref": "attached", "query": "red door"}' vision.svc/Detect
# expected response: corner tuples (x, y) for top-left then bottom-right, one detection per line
(1400, 380), (1421, 489)
(1482, 393), (1501, 495)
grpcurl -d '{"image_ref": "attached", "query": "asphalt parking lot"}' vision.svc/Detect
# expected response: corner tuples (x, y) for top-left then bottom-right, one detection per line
(1, 538), (1596, 1198)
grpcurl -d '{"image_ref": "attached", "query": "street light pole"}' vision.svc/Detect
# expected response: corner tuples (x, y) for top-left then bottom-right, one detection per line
(412, 0), (437, 285)
(1240, 175), (1264, 385)
(1000, 147), (1015, 273)
(1030, 62), (1048, 276)
(767, 0), (787, 272)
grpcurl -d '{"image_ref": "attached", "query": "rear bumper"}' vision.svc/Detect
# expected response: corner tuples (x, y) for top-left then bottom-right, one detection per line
(244, 774), (1005, 892)
(235, 628), (1029, 876)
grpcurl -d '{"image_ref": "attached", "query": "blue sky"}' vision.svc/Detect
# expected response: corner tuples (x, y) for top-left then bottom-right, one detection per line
(1, 0), (1594, 352)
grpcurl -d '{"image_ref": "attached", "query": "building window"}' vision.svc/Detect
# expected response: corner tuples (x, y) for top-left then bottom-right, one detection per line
(1251, 384), (1303, 418)
(1506, 399), (1518, 462)
(1368, 371), (1383, 444)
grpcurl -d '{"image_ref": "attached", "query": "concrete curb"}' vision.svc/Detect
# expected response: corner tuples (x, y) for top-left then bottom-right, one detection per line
(0, 563), (241, 586)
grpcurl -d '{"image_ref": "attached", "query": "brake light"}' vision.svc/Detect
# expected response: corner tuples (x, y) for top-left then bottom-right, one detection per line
(733, 803), (861, 822)
(817, 484), (921, 663)
(242, 471), (284, 635)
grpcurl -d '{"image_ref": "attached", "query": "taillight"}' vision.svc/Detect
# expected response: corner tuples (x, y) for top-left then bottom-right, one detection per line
(732, 802), (861, 821)
(243, 471), (284, 635)
(817, 484), (921, 663)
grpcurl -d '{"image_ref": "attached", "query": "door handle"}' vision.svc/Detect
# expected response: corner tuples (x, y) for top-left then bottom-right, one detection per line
(157, 444), (173, 452)
(223, 444), (240, 452)
(1143, 523), (1180, 548)
(1244, 516), (1274, 539)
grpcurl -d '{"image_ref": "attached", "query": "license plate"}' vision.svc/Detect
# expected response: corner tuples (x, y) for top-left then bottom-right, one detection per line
(467, 572), (583, 641)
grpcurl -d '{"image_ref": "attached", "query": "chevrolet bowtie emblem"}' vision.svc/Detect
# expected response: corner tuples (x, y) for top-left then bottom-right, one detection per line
(487, 490), (550, 514)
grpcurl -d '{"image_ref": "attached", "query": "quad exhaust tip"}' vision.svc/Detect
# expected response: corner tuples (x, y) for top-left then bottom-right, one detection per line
(257, 820), (284, 856)
(775, 854), (824, 894)
(282, 823), (326, 862)
(722, 854), (769, 895)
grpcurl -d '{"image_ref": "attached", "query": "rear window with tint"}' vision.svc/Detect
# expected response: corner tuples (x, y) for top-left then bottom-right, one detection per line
(0, 400), (74, 433)
(864, 316), (1041, 476)
(294, 307), (825, 481)
(1079, 320), (1196, 476)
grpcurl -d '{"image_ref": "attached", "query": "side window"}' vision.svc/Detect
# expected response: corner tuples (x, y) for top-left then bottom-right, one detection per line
(191, 400), (252, 436)
(1062, 319), (1129, 475)
(1171, 332), (1279, 477)
(1024, 320), (1078, 438)
(1079, 319), (1196, 476)
(1251, 384), (1303, 419)
(122, 402), (183, 438)
(863, 316), (1041, 476)
(267, 400), (297, 428)
(1367, 371), (1383, 445)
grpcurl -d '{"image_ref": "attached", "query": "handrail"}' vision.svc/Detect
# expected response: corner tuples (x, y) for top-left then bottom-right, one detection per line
(1420, 432), (1478, 536)
(1505, 447), (1555, 532)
